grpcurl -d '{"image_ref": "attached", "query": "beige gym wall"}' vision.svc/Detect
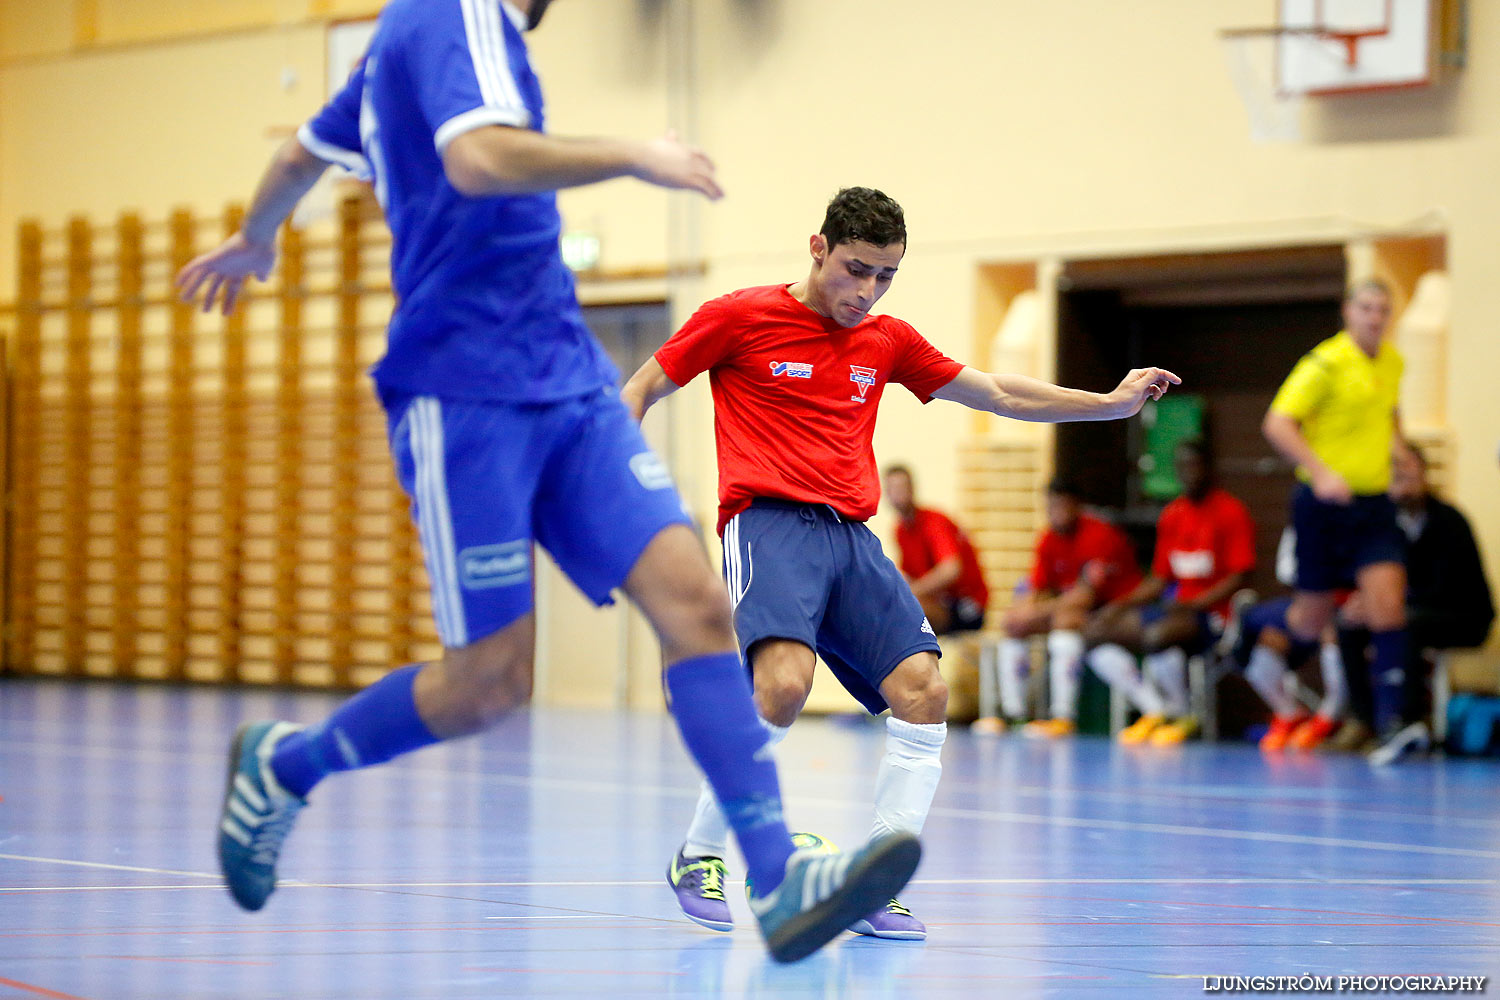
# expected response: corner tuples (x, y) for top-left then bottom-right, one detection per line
(2, 0), (1497, 699)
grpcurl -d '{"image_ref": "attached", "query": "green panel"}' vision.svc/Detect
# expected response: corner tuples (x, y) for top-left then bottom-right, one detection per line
(1139, 394), (1205, 500)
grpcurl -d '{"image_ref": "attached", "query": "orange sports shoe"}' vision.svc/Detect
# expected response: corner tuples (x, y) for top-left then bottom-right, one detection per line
(1259, 713), (1309, 753)
(1117, 714), (1164, 745)
(1022, 718), (1076, 739)
(1288, 714), (1339, 752)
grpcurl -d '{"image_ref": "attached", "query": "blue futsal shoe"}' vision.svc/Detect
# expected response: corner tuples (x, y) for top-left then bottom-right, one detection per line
(217, 721), (307, 911)
(747, 832), (921, 964)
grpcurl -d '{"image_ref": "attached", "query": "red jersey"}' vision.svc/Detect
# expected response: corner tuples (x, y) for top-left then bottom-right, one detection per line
(1027, 513), (1142, 604)
(895, 508), (990, 608)
(1152, 487), (1256, 615)
(655, 284), (963, 534)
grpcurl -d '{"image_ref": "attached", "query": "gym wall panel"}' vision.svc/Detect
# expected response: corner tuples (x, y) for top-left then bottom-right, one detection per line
(3, 0), (1499, 691)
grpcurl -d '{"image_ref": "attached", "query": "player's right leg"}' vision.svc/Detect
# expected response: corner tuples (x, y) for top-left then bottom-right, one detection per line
(671, 639), (811, 931)
(1237, 599), (1314, 751)
(992, 594), (1052, 728)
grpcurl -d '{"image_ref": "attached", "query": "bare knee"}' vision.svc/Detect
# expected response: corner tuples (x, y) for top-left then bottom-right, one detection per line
(754, 671), (811, 727)
(1002, 606), (1032, 639)
(750, 641), (815, 727)
(1365, 592), (1407, 631)
(670, 572), (737, 658)
(416, 635), (535, 738)
(625, 524), (737, 662)
(1082, 617), (1110, 647)
(884, 654), (948, 724)
(1053, 605), (1087, 632)
(1258, 626), (1292, 656)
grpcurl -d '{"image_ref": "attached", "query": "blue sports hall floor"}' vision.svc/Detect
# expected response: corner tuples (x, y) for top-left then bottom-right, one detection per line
(3, 676), (1499, 999)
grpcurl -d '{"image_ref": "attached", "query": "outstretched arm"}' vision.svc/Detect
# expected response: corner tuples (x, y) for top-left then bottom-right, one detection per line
(443, 127), (722, 200)
(174, 137), (333, 314)
(931, 366), (1181, 422)
(620, 356), (683, 422)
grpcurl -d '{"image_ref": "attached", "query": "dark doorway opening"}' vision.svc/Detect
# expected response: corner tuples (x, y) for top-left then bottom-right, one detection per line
(1054, 246), (1347, 600)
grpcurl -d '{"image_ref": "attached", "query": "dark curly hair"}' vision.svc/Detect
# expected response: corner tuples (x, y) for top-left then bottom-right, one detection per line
(820, 187), (907, 250)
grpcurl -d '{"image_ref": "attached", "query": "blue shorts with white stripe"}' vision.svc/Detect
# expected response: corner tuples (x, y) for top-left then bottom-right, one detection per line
(384, 388), (691, 648)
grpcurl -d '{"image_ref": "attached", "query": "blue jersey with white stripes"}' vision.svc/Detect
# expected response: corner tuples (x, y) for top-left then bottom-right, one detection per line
(298, 0), (617, 402)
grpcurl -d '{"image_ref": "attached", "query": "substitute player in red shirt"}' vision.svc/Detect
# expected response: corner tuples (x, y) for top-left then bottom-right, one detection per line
(1083, 439), (1256, 745)
(621, 187), (1179, 941)
(884, 465), (990, 634)
(992, 479), (1144, 737)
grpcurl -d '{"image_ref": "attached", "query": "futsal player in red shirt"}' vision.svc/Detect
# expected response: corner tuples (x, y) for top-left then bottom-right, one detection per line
(884, 465), (990, 635)
(621, 187), (1179, 940)
(1083, 439), (1256, 745)
(993, 479), (1144, 738)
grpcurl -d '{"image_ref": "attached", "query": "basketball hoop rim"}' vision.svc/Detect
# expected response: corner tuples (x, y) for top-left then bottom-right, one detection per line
(1219, 23), (1390, 68)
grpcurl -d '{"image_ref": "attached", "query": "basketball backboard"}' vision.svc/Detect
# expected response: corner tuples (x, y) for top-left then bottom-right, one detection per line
(1278, 0), (1436, 95)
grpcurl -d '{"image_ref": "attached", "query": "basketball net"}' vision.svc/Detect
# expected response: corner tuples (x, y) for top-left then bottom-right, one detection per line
(1219, 30), (1305, 143)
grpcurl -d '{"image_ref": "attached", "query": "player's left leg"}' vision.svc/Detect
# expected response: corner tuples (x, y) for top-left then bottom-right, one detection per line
(1027, 588), (1093, 738)
(1356, 559), (1409, 738)
(1083, 606), (1167, 742)
(1140, 606), (1212, 745)
(817, 521), (946, 941)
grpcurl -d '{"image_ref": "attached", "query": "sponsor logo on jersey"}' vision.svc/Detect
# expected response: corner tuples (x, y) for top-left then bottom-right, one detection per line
(1168, 549), (1216, 580)
(629, 451), (675, 490)
(770, 361), (814, 378)
(920, 617), (936, 636)
(849, 365), (878, 402)
(459, 541), (531, 590)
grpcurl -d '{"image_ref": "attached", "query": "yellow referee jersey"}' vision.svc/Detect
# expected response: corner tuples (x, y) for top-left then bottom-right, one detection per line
(1269, 331), (1403, 495)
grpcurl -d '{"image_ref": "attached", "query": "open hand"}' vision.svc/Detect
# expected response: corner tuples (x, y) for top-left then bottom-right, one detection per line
(174, 232), (276, 315)
(633, 130), (724, 200)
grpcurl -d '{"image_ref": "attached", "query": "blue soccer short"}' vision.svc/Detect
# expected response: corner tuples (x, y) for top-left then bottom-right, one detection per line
(1290, 483), (1405, 593)
(1232, 596), (1318, 669)
(384, 388), (690, 648)
(722, 499), (941, 715)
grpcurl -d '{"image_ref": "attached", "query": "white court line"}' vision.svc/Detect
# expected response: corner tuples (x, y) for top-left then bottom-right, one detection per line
(5, 877), (1494, 894)
(921, 803), (1500, 861)
(0, 853), (220, 879)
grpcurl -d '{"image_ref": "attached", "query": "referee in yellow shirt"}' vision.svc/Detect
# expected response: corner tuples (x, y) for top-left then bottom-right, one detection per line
(1263, 279), (1410, 743)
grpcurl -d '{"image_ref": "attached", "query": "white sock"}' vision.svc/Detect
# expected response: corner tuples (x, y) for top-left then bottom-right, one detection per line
(1317, 641), (1348, 720)
(1046, 630), (1084, 721)
(1145, 647), (1190, 718)
(870, 717), (946, 840)
(683, 717), (789, 859)
(998, 637), (1031, 719)
(1245, 645), (1300, 718)
(1087, 643), (1165, 716)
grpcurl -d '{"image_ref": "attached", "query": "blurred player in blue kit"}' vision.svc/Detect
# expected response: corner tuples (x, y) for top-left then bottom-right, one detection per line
(176, 0), (919, 963)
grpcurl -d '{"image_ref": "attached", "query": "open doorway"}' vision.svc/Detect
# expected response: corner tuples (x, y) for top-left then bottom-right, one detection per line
(1054, 246), (1348, 598)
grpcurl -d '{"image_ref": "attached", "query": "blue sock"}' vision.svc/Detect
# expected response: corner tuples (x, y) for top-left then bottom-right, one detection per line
(1369, 629), (1409, 736)
(664, 652), (794, 894)
(270, 664), (439, 798)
